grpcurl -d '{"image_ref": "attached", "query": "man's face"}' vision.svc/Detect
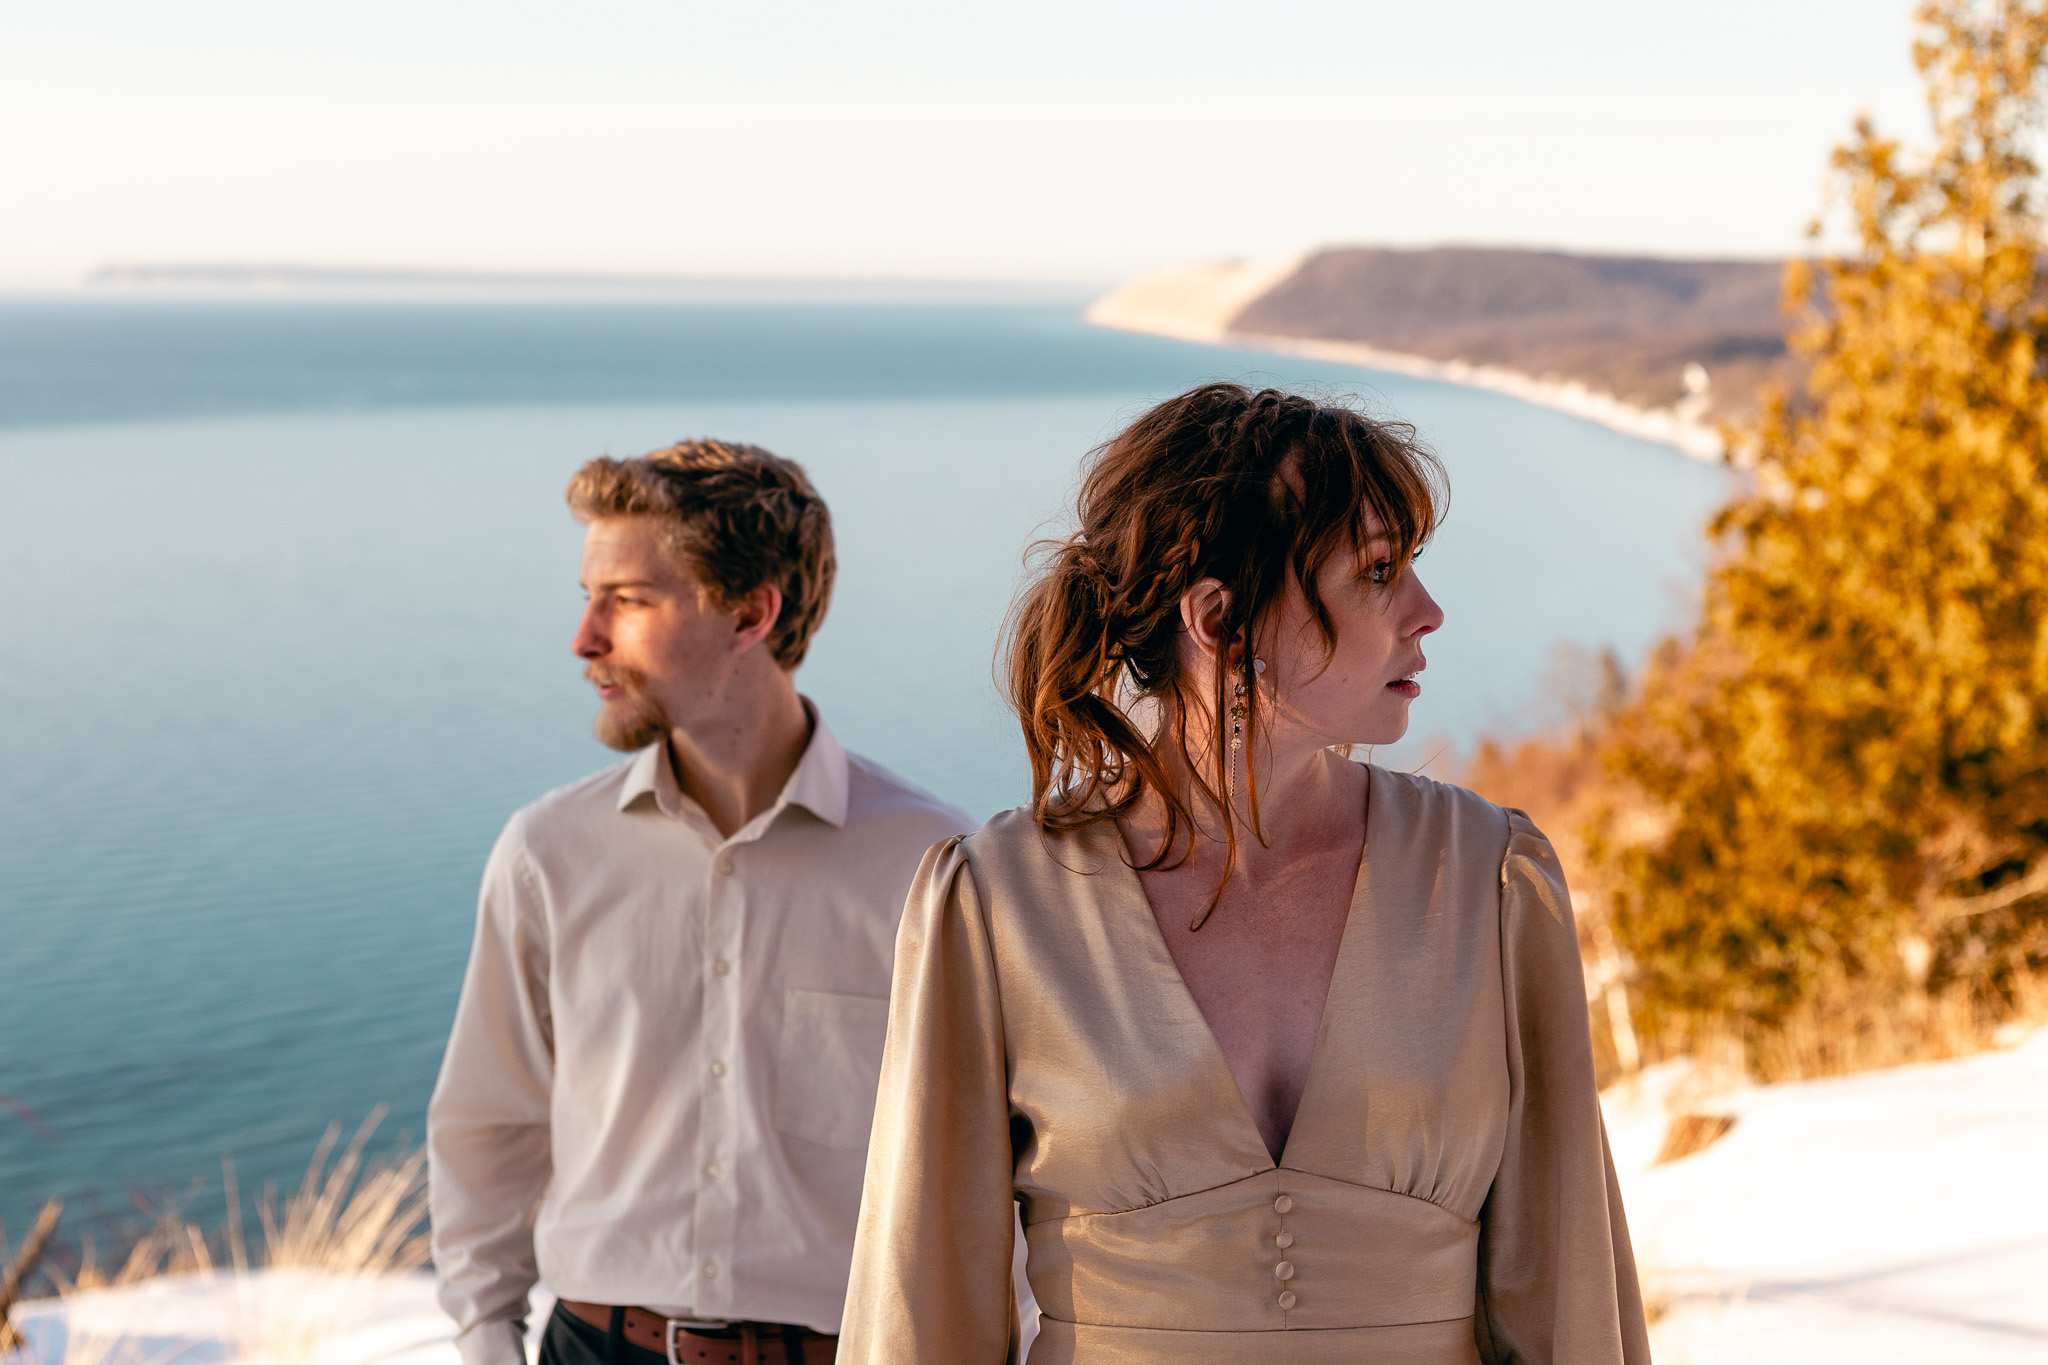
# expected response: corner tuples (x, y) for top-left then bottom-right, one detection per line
(571, 516), (738, 752)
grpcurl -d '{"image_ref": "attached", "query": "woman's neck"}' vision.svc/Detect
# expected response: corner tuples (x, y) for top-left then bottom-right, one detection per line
(1128, 736), (1369, 882)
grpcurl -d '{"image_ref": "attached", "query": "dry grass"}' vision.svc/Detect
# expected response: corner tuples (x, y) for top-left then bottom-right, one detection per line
(1653, 1113), (1739, 1164)
(41, 1196), (219, 1298)
(14, 1108), (428, 1365)
(1736, 971), (2048, 1083)
(258, 1109), (431, 1276)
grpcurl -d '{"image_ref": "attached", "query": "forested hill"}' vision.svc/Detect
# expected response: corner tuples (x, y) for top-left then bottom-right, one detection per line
(1224, 247), (1798, 421)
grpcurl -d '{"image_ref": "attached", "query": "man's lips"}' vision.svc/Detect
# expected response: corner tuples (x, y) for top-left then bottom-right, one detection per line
(584, 667), (641, 701)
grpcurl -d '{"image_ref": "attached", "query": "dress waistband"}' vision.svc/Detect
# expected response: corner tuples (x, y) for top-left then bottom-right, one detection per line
(1026, 1314), (1481, 1365)
(1023, 1168), (1479, 1334)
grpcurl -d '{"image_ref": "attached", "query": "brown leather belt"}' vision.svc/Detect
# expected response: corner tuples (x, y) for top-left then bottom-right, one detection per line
(561, 1301), (837, 1365)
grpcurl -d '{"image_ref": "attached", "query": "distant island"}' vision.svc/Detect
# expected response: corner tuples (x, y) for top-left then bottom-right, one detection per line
(82, 262), (1072, 304)
(1086, 248), (1801, 461)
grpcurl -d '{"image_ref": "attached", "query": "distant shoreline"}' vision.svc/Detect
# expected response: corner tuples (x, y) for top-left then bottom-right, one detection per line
(61, 262), (1101, 306)
(1089, 311), (1727, 464)
(1081, 253), (1743, 464)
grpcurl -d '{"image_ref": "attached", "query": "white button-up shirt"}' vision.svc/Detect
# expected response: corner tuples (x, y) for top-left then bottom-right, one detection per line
(428, 710), (972, 1365)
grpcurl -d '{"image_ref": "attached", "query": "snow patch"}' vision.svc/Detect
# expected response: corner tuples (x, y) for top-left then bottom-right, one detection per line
(4, 1272), (555, 1365)
(1604, 1027), (2048, 1363)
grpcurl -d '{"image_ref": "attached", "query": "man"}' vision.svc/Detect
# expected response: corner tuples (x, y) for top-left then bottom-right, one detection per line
(428, 440), (973, 1365)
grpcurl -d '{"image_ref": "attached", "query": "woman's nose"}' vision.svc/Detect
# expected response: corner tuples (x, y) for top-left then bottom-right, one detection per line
(1409, 575), (1445, 636)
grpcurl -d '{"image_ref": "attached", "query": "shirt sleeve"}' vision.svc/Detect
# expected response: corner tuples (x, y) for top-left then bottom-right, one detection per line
(427, 815), (557, 1364)
(1474, 810), (1652, 1365)
(839, 837), (1022, 1364)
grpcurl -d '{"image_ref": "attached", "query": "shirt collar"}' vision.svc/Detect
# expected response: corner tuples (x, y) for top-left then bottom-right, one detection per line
(617, 743), (672, 814)
(782, 701), (851, 828)
(616, 697), (850, 831)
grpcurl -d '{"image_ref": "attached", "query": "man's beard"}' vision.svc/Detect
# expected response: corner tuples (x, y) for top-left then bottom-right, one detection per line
(586, 664), (671, 752)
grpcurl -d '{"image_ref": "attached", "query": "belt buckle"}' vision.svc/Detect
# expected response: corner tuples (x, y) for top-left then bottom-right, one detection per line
(664, 1318), (733, 1365)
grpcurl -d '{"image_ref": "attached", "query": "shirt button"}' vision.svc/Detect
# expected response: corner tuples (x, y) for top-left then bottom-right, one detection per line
(1273, 1195), (1294, 1214)
(1275, 1233), (1294, 1248)
(705, 1162), (724, 1179)
(709, 1060), (726, 1078)
(716, 855), (734, 875)
(1275, 1261), (1296, 1280)
(1278, 1290), (1298, 1310)
(702, 1261), (719, 1279)
(712, 958), (732, 976)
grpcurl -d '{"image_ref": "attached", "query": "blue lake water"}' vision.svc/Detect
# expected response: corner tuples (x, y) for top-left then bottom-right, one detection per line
(0, 300), (1728, 1257)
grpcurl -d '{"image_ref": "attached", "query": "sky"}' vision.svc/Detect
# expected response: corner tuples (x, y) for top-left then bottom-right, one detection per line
(1, 0), (1929, 288)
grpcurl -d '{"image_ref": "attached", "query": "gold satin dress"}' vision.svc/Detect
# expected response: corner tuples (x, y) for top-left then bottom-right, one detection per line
(840, 767), (1650, 1363)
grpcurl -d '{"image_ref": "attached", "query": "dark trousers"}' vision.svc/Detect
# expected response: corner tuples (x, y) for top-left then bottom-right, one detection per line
(538, 1303), (824, 1365)
(540, 1305), (666, 1365)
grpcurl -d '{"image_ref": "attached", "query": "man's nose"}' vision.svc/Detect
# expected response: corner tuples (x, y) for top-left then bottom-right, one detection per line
(572, 603), (608, 659)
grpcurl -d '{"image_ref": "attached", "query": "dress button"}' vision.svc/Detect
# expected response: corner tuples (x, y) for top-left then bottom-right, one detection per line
(1273, 1195), (1294, 1214)
(713, 958), (732, 976)
(702, 1261), (719, 1279)
(1275, 1261), (1296, 1280)
(1275, 1233), (1294, 1249)
(709, 1060), (727, 1078)
(705, 1162), (724, 1179)
(1278, 1290), (1298, 1310)
(716, 855), (734, 875)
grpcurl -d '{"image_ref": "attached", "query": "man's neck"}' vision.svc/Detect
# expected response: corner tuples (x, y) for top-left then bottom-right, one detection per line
(664, 672), (813, 840)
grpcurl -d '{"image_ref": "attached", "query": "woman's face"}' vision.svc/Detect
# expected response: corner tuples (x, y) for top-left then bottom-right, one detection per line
(1258, 526), (1445, 750)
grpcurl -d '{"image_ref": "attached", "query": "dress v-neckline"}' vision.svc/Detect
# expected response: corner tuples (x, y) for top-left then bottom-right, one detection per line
(1109, 764), (1377, 1169)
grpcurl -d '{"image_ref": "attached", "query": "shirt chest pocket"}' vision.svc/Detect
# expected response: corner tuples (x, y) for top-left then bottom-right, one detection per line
(772, 989), (891, 1150)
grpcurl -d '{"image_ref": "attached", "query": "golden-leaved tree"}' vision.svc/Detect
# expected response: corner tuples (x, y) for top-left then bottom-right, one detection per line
(1598, 0), (2048, 1051)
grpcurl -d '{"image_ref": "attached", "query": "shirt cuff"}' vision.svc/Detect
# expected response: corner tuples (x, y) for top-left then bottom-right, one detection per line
(455, 1316), (532, 1365)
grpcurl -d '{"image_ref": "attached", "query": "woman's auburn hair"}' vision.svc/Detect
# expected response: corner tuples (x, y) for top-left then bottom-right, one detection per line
(1003, 382), (1445, 868)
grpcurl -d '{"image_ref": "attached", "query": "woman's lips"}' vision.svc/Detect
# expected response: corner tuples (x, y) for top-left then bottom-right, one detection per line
(1387, 678), (1422, 699)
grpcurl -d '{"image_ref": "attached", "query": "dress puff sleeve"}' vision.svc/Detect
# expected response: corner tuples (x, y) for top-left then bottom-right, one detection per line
(1474, 811), (1652, 1364)
(839, 837), (1023, 1365)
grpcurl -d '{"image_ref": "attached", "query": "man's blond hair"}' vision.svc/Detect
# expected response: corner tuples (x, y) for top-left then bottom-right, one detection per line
(566, 439), (835, 669)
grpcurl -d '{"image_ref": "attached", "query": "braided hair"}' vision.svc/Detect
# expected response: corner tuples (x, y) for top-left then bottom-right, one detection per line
(1003, 382), (1445, 890)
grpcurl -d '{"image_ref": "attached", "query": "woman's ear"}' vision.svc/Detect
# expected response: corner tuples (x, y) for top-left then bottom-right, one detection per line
(1179, 577), (1231, 662)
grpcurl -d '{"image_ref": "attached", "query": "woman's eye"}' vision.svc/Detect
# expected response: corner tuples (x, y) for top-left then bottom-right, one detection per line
(1369, 560), (1394, 585)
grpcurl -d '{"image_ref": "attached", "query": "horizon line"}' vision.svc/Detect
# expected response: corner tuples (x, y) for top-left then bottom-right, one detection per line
(80, 262), (1109, 302)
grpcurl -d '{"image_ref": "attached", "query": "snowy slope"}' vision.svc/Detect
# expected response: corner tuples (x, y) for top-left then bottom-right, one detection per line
(1608, 1028), (2048, 1363)
(4, 1271), (517, 1365)
(7, 1032), (2044, 1364)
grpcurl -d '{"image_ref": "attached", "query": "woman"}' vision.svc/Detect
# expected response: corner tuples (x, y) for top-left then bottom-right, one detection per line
(841, 384), (1649, 1363)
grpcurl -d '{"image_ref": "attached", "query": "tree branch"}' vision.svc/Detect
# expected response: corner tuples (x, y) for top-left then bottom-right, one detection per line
(1930, 857), (2048, 922)
(0, 1197), (62, 1349)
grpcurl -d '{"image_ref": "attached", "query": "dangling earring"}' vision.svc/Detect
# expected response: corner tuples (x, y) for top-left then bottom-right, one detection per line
(1195, 656), (1269, 933)
(1225, 657), (1266, 804)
